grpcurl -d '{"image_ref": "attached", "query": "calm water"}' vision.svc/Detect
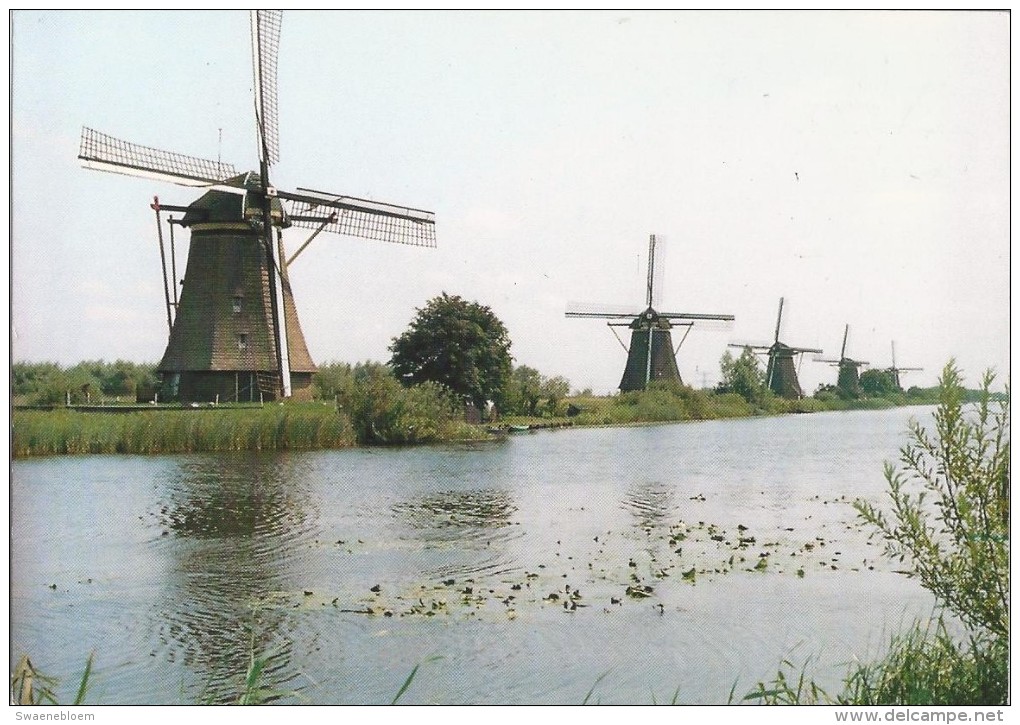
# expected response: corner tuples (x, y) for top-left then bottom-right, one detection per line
(11, 407), (940, 705)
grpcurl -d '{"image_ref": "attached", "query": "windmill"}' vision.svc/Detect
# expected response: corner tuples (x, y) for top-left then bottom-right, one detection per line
(77, 11), (436, 403)
(817, 324), (868, 398)
(727, 297), (822, 399)
(886, 341), (923, 390)
(565, 234), (734, 391)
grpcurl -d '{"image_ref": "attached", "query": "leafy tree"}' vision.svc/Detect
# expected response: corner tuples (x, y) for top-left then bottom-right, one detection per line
(389, 293), (513, 411)
(719, 347), (767, 405)
(12, 360), (156, 404)
(505, 365), (543, 416)
(346, 366), (459, 445)
(504, 366), (572, 416)
(855, 362), (1009, 640)
(313, 360), (394, 403)
(860, 368), (899, 398)
(540, 375), (571, 417)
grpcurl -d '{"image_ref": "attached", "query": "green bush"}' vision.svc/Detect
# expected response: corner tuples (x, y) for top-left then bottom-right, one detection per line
(741, 361), (1009, 706)
(741, 620), (1008, 705)
(345, 368), (462, 445)
(856, 362), (1009, 640)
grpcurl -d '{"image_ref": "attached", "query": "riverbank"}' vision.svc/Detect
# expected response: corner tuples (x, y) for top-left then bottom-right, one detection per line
(10, 387), (933, 458)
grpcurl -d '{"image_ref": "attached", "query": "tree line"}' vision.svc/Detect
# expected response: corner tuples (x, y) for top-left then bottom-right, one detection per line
(12, 360), (158, 405)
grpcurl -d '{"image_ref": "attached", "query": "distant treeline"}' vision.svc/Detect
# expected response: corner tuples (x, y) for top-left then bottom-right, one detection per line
(12, 360), (158, 405)
(10, 357), (997, 458)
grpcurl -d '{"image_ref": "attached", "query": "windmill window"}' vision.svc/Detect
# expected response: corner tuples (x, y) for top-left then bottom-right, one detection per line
(237, 333), (248, 351)
(232, 296), (243, 313)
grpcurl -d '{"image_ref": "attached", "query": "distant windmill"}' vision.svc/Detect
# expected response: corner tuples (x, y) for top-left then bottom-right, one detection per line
(886, 341), (922, 390)
(818, 324), (868, 397)
(565, 234), (734, 391)
(77, 11), (436, 403)
(728, 297), (822, 399)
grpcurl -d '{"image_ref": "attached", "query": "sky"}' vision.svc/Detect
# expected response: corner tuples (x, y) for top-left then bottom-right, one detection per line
(10, 10), (1010, 395)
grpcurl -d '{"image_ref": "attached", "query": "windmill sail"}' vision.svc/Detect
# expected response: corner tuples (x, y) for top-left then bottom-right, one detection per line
(251, 10), (282, 165)
(285, 188), (436, 247)
(80, 11), (436, 403)
(78, 127), (240, 189)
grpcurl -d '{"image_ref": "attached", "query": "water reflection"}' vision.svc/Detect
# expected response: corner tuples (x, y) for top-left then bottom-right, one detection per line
(152, 454), (316, 703)
(620, 480), (677, 531)
(394, 488), (516, 541)
(391, 487), (521, 579)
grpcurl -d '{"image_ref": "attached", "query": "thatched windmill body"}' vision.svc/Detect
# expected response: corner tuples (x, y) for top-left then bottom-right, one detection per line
(78, 11), (435, 403)
(728, 297), (822, 399)
(566, 234), (734, 391)
(818, 324), (868, 397)
(886, 341), (923, 390)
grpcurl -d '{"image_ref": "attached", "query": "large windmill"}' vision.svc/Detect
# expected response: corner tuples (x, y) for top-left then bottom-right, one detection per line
(78, 11), (436, 403)
(565, 234), (734, 391)
(728, 297), (822, 399)
(818, 324), (868, 398)
(886, 341), (923, 390)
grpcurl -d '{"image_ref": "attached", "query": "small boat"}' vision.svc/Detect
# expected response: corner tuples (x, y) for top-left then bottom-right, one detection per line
(507, 424), (532, 433)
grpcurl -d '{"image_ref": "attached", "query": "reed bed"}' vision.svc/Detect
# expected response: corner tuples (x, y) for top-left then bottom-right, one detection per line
(12, 406), (356, 457)
(738, 621), (1008, 705)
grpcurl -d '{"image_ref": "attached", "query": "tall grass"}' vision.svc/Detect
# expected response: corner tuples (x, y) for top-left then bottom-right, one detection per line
(12, 406), (356, 457)
(738, 619), (1008, 706)
(11, 654), (93, 705)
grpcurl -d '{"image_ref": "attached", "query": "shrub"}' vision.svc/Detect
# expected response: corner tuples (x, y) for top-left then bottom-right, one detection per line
(855, 362), (1009, 640)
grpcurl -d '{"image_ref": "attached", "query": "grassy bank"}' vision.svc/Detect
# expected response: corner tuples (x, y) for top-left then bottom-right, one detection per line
(11, 386), (930, 458)
(11, 405), (357, 457)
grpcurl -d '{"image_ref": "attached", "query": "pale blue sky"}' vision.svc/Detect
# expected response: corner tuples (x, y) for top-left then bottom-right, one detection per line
(11, 10), (1010, 393)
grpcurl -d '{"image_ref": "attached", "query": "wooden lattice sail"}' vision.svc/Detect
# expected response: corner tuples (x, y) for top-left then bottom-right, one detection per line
(566, 234), (733, 392)
(77, 12), (436, 402)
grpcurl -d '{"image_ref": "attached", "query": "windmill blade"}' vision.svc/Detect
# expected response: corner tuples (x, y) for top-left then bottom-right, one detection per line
(79, 127), (242, 190)
(566, 310), (644, 320)
(283, 188), (436, 247)
(788, 346), (824, 355)
(251, 10), (282, 166)
(773, 297), (785, 344)
(728, 342), (770, 351)
(656, 311), (735, 322)
(566, 301), (644, 318)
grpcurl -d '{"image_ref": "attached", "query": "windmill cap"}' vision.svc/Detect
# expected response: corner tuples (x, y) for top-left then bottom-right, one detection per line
(181, 178), (290, 229)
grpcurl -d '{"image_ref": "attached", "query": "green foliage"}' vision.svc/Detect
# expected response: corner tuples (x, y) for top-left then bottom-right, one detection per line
(13, 360), (158, 405)
(12, 405), (356, 457)
(311, 360), (392, 403)
(739, 619), (1008, 706)
(838, 620), (1009, 706)
(741, 361), (1009, 707)
(389, 293), (513, 411)
(570, 382), (724, 426)
(719, 348), (768, 405)
(855, 362), (1009, 640)
(233, 637), (299, 705)
(503, 365), (572, 417)
(345, 366), (462, 445)
(11, 654), (93, 706)
(860, 368), (900, 397)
